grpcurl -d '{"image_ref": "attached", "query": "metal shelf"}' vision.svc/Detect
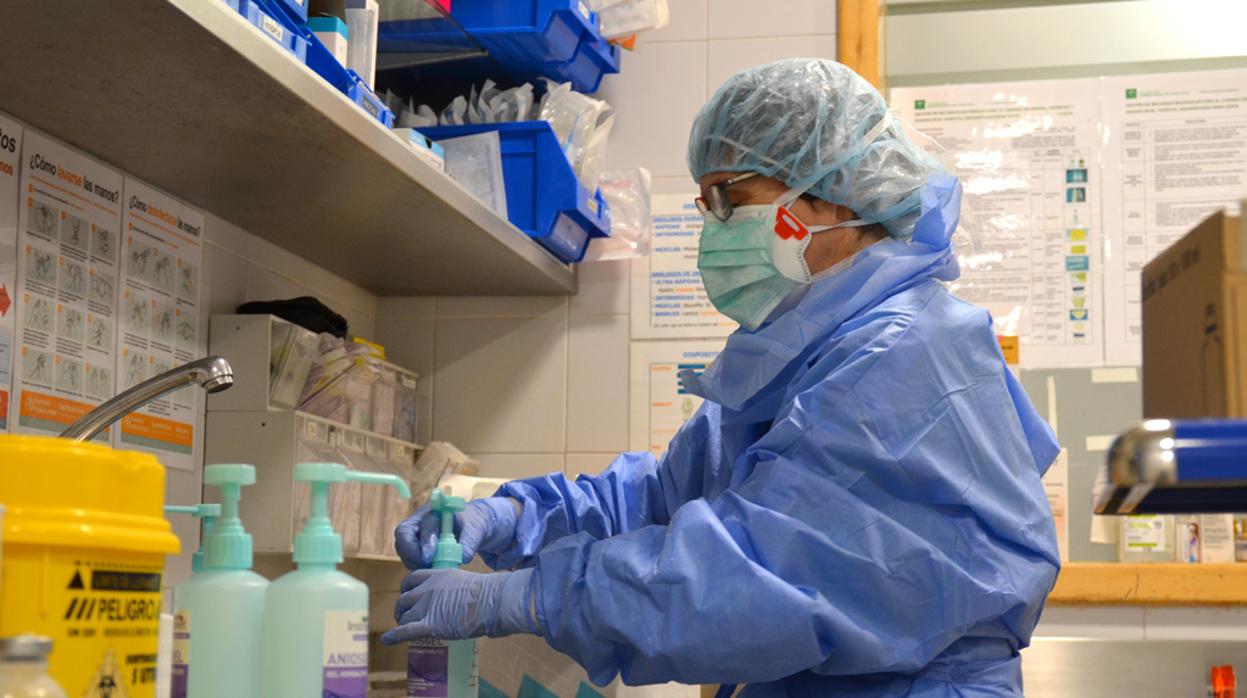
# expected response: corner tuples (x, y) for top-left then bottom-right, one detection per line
(0, 0), (576, 295)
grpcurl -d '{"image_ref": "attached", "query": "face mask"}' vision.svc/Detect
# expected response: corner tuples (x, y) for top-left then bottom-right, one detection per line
(698, 189), (858, 330)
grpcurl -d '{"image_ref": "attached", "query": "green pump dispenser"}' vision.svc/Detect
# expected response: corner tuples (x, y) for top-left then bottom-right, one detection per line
(409, 488), (480, 698)
(260, 462), (411, 698)
(170, 464), (268, 698)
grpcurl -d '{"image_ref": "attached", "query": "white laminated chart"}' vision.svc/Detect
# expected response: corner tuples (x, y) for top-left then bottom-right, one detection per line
(893, 80), (1105, 368)
(629, 340), (723, 455)
(0, 115), (22, 430)
(12, 131), (122, 439)
(1100, 69), (1247, 366)
(630, 194), (734, 339)
(118, 179), (205, 471)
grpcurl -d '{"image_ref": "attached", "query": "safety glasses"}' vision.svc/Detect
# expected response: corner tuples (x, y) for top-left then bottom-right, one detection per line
(694, 172), (760, 222)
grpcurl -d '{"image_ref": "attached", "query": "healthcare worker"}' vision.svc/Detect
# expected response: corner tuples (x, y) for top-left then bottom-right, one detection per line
(385, 59), (1060, 697)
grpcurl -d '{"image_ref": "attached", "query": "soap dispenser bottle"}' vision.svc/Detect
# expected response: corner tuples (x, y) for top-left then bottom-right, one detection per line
(408, 489), (479, 698)
(171, 464), (269, 698)
(260, 462), (410, 698)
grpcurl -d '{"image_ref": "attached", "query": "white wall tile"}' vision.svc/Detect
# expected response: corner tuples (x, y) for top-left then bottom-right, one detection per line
(436, 295), (565, 318)
(433, 309), (567, 453)
(377, 296), (436, 320)
(1144, 606), (1247, 641)
(567, 314), (630, 453)
(571, 259), (629, 316)
(708, 0), (836, 39)
(565, 452), (620, 477)
(210, 214), (376, 317)
(644, 0), (708, 42)
(203, 243), (248, 318)
(707, 35), (838, 92)
(599, 41), (708, 178)
(1033, 606), (1145, 640)
(475, 453), (565, 480)
(245, 263), (313, 304)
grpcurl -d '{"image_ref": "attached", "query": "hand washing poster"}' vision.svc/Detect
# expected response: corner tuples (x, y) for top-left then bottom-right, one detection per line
(0, 115), (22, 430)
(630, 194), (735, 339)
(12, 130), (121, 439)
(893, 79), (1106, 369)
(629, 340), (724, 455)
(118, 178), (205, 471)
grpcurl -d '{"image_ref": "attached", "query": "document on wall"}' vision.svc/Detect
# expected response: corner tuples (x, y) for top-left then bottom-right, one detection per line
(629, 340), (724, 455)
(118, 179), (205, 471)
(0, 116), (22, 430)
(1100, 68), (1247, 366)
(630, 194), (735, 339)
(12, 131), (122, 439)
(893, 80), (1105, 368)
(1043, 449), (1069, 563)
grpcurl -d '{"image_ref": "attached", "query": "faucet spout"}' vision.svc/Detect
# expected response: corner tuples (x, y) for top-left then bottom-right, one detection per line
(60, 356), (234, 443)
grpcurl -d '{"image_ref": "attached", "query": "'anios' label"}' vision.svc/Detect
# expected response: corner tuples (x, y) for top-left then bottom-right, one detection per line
(322, 610), (368, 697)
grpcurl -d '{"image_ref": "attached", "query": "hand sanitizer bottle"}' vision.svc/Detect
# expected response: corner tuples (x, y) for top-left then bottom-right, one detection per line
(408, 489), (479, 698)
(170, 464), (269, 697)
(260, 462), (410, 698)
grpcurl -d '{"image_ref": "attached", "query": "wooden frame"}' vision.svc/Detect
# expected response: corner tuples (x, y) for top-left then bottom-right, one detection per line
(837, 0), (886, 91)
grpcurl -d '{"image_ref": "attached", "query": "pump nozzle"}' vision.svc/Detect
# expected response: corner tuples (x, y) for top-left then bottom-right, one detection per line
(293, 462), (411, 567)
(429, 488), (466, 569)
(164, 503), (222, 574)
(201, 464), (258, 571)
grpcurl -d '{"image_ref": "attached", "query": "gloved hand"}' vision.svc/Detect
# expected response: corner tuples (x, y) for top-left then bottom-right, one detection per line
(394, 496), (520, 570)
(381, 568), (538, 644)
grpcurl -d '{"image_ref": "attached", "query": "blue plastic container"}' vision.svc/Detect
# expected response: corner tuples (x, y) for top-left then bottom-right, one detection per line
(418, 122), (611, 263)
(508, 32), (621, 93)
(224, 0), (308, 62)
(250, 0), (395, 127)
(270, 0), (308, 22)
(450, 0), (599, 64)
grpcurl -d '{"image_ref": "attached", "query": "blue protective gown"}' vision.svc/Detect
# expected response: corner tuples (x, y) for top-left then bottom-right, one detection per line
(485, 174), (1060, 696)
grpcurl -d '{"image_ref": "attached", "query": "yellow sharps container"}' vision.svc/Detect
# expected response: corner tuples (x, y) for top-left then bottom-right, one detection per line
(0, 436), (179, 696)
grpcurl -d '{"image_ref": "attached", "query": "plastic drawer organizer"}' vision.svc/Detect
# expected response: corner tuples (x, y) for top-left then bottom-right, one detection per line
(419, 121), (612, 263)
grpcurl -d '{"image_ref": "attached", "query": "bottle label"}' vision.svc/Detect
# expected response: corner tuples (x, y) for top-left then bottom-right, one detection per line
(408, 637), (450, 697)
(1125, 515), (1168, 552)
(172, 609), (190, 698)
(323, 610), (369, 698)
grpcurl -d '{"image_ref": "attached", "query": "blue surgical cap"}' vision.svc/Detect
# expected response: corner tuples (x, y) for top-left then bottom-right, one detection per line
(687, 58), (946, 240)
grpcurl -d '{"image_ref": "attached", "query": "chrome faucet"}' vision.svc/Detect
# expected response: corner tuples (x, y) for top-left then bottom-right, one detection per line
(60, 356), (235, 442)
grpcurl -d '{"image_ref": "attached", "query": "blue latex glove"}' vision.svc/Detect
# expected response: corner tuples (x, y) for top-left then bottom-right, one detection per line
(381, 568), (537, 644)
(394, 496), (518, 570)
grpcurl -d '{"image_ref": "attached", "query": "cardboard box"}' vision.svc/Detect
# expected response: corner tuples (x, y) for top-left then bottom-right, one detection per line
(1142, 204), (1247, 418)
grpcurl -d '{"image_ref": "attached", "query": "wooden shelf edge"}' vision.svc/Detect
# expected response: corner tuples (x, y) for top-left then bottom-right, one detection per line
(1048, 563), (1247, 606)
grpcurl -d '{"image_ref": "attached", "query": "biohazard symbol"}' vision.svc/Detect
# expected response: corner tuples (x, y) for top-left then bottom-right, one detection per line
(84, 648), (131, 698)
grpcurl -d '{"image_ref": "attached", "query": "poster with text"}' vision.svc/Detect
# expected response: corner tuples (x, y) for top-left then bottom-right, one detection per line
(12, 131), (122, 439)
(630, 194), (735, 339)
(1100, 68), (1247, 366)
(893, 79), (1105, 368)
(118, 179), (205, 471)
(629, 340), (724, 455)
(0, 115), (23, 430)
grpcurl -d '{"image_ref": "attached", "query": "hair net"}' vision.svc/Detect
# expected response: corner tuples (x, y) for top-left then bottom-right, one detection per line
(687, 58), (946, 240)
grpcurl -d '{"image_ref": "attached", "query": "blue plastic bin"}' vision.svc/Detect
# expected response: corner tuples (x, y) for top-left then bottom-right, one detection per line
(508, 33), (620, 93)
(270, 0), (308, 22)
(450, 0), (599, 65)
(418, 122), (611, 263)
(250, 0), (395, 127)
(224, 0), (308, 62)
